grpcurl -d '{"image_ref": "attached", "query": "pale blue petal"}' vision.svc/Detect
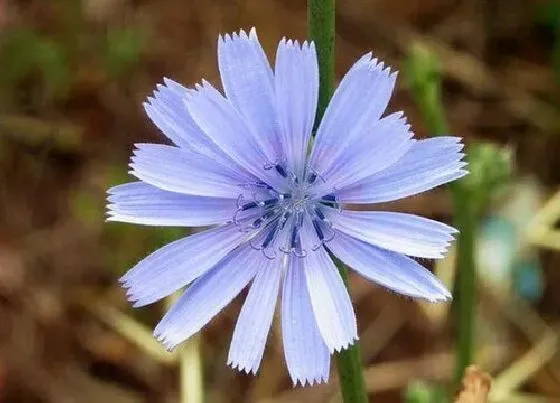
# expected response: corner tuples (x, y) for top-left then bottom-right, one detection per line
(275, 39), (318, 174)
(154, 246), (259, 350)
(309, 53), (397, 175)
(130, 143), (254, 198)
(184, 81), (286, 191)
(218, 28), (281, 160)
(327, 231), (451, 302)
(227, 254), (282, 374)
(144, 79), (233, 164)
(301, 245), (358, 353)
(282, 255), (330, 386)
(337, 137), (468, 203)
(121, 224), (246, 307)
(311, 112), (413, 196)
(326, 209), (456, 259)
(107, 182), (235, 226)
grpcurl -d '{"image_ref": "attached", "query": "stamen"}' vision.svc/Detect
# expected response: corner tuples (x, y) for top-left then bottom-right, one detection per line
(322, 193), (337, 203)
(275, 164), (287, 178)
(307, 172), (317, 184)
(262, 220), (280, 249)
(241, 181), (273, 191)
(240, 201), (258, 211)
(313, 205), (325, 220)
(259, 198), (278, 208)
(312, 218), (324, 241)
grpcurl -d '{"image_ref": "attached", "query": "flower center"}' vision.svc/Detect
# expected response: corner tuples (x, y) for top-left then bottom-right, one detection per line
(234, 163), (338, 259)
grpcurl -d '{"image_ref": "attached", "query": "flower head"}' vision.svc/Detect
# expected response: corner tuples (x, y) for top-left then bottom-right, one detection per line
(107, 27), (467, 386)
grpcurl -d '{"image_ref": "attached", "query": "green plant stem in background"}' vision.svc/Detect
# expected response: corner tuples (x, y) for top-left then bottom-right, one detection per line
(336, 267), (369, 403)
(308, 1), (368, 402)
(308, 0), (335, 128)
(405, 44), (477, 388)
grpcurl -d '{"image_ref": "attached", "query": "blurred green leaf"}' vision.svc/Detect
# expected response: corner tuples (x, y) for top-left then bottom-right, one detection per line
(0, 29), (70, 102)
(103, 27), (145, 79)
(404, 381), (447, 403)
(535, 0), (560, 28)
(463, 142), (513, 214)
(35, 39), (70, 99)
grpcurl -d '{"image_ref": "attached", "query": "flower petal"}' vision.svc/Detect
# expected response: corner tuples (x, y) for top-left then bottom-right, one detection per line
(107, 182), (236, 226)
(144, 79), (233, 166)
(326, 209), (456, 259)
(311, 112), (413, 196)
(154, 246), (259, 350)
(275, 38), (318, 174)
(121, 224), (246, 307)
(309, 53), (397, 176)
(130, 143), (253, 198)
(218, 28), (280, 160)
(327, 230), (451, 302)
(227, 254), (282, 374)
(337, 137), (468, 203)
(184, 81), (286, 191)
(282, 255), (330, 386)
(301, 245), (358, 353)
(298, 215), (358, 352)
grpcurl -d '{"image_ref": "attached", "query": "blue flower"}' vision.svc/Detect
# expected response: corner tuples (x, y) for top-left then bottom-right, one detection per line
(107, 27), (467, 386)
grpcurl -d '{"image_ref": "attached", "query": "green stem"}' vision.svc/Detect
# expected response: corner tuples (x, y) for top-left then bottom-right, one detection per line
(308, 0), (335, 126)
(336, 267), (369, 403)
(308, 1), (368, 402)
(406, 45), (477, 387)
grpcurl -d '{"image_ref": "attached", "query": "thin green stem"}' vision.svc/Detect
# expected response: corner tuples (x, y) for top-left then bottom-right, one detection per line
(308, 1), (368, 402)
(308, 0), (335, 126)
(336, 266), (369, 403)
(405, 44), (477, 388)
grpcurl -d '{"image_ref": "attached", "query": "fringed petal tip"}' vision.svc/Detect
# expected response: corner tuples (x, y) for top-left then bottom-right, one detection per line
(228, 360), (259, 376)
(218, 27), (258, 44)
(153, 328), (179, 352)
(329, 335), (360, 354)
(354, 51), (398, 79)
(278, 37), (315, 52)
(291, 373), (330, 388)
(432, 289), (452, 303)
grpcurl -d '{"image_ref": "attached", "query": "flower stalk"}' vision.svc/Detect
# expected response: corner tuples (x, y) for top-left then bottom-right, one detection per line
(405, 43), (477, 387)
(308, 1), (369, 402)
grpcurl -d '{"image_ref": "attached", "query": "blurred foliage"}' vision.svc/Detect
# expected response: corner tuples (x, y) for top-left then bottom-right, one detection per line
(404, 381), (447, 403)
(463, 143), (513, 216)
(536, 0), (560, 80)
(0, 29), (70, 103)
(102, 27), (145, 80)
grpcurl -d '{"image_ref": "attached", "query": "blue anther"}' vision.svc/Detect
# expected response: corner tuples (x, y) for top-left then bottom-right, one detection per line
(290, 225), (299, 248)
(262, 221), (280, 248)
(312, 218), (325, 241)
(307, 172), (317, 184)
(274, 164), (287, 178)
(255, 181), (273, 190)
(240, 201), (258, 211)
(261, 198), (278, 207)
(295, 210), (304, 228)
(322, 193), (337, 203)
(313, 205), (325, 220)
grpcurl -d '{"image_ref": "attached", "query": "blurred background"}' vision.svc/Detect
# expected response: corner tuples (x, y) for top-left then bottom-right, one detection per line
(1, 0), (560, 402)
